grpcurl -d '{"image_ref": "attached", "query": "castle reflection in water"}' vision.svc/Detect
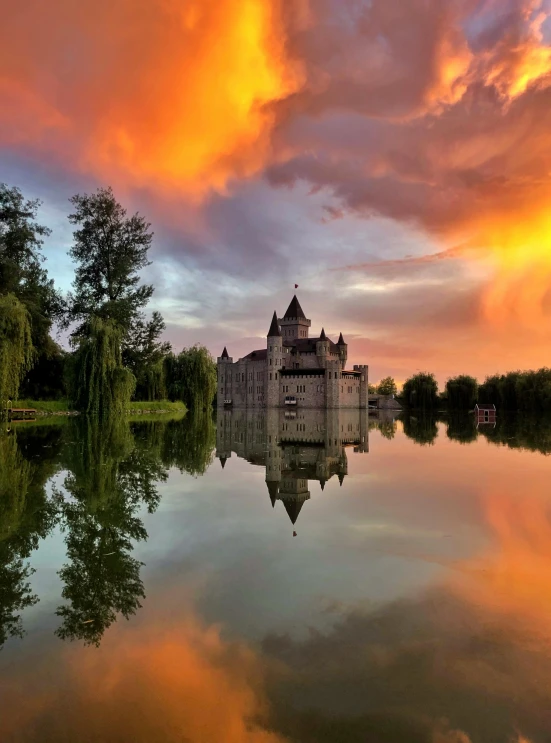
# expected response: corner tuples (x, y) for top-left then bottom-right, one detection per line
(216, 408), (369, 526)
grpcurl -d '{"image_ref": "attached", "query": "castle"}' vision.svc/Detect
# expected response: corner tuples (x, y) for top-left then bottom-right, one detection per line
(217, 296), (368, 409)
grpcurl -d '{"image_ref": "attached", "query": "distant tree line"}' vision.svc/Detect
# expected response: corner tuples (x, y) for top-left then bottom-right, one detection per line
(0, 184), (216, 414)
(370, 370), (551, 413)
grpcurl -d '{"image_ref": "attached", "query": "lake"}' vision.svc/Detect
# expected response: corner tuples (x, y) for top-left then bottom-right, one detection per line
(1, 408), (551, 742)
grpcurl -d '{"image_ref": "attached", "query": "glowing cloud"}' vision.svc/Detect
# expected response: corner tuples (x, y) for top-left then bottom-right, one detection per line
(0, 0), (302, 195)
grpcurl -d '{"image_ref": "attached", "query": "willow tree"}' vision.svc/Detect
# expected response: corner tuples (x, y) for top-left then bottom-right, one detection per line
(68, 317), (135, 416)
(165, 345), (217, 411)
(402, 372), (439, 411)
(0, 293), (33, 405)
(446, 375), (478, 411)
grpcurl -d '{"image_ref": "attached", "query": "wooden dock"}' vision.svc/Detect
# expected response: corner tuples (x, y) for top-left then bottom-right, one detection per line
(5, 408), (37, 421)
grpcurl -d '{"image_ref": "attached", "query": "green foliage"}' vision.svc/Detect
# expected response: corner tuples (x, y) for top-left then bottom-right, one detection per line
(55, 416), (168, 645)
(368, 383), (377, 394)
(160, 410), (216, 476)
(376, 376), (398, 396)
(0, 427), (60, 646)
(478, 413), (551, 455)
(402, 414), (439, 446)
(123, 310), (171, 401)
(401, 372), (439, 411)
(479, 369), (551, 412)
(0, 184), (64, 347)
(65, 187), (154, 338)
(165, 345), (217, 411)
(446, 414), (478, 444)
(369, 418), (397, 439)
(0, 294), (34, 405)
(19, 336), (67, 400)
(68, 317), (136, 416)
(445, 375), (479, 411)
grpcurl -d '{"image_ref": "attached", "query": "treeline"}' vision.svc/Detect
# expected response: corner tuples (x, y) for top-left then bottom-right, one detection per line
(397, 370), (551, 413)
(0, 184), (217, 414)
(395, 411), (551, 456)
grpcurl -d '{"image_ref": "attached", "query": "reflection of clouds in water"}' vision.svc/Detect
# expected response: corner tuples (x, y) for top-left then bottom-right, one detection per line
(0, 614), (287, 743)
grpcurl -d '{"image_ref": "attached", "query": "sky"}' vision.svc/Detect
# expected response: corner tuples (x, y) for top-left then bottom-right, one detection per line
(2, 0), (551, 385)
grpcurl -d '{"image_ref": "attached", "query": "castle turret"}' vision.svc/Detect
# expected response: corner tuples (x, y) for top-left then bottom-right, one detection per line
(337, 332), (348, 370)
(354, 364), (369, 410)
(316, 328), (330, 368)
(217, 346), (234, 408)
(279, 295), (311, 342)
(266, 311), (282, 407)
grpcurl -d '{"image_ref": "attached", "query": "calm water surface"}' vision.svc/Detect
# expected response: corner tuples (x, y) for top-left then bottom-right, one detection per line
(1, 408), (551, 742)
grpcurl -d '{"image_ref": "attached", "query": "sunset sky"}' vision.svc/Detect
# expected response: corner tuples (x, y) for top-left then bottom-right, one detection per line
(2, 0), (551, 384)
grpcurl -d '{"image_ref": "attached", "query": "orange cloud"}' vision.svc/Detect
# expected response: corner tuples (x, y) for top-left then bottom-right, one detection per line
(0, 0), (302, 195)
(0, 614), (287, 742)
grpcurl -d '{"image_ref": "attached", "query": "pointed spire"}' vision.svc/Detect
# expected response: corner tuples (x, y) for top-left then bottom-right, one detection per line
(319, 328), (327, 341)
(221, 347), (229, 359)
(220, 457), (227, 469)
(338, 473), (345, 487)
(267, 481), (279, 507)
(283, 295), (306, 320)
(267, 311), (281, 337)
(320, 478), (326, 491)
(337, 332), (345, 345)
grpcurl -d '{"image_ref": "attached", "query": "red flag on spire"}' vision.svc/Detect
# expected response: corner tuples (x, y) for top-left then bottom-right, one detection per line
(294, 284), (299, 289)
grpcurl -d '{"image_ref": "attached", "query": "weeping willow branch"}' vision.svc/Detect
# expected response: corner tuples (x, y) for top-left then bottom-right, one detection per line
(0, 293), (34, 405)
(68, 317), (136, 416)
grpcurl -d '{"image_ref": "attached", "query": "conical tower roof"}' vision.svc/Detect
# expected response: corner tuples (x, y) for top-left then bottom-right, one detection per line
(267, 481), (279, 508)
(319, 328), (327, 341)
(220, 457), (227, 469)
(338, 472), (345, 487)
(221, 347), (229, 359)
(267, 311), (281, 337)
(320, 478), (326, 491)
(283, 295), (306, 320)
(337, 332), (345, 345)
(282, 498), (305, 525)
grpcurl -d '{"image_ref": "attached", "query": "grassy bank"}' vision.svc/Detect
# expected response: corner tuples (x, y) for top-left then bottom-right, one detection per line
(9, 399), (187, 416)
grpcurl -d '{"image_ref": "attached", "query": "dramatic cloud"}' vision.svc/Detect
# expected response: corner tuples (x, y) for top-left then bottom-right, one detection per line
(0, 0), (302, 194)
(1, 0), (551, 379)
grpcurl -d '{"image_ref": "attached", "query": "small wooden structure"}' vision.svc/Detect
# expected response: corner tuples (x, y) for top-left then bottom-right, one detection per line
(475, 403), (496, 427)
(2, 401), (37, 422)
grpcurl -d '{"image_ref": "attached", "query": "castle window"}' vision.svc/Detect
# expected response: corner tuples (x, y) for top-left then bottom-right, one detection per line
(270, 373), (272, 380)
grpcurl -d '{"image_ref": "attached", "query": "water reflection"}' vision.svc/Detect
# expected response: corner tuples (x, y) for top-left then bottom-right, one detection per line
(2, 411), (551, 741)
(0, 425), (61, 646)
(216, 408), (369, 525)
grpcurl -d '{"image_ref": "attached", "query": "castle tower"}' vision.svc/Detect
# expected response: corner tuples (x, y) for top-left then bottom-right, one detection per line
(316, 327), (330, 369)
(354, 364), (369, 409)
(217, 346), (233, 408)
(215, 407), (233, 466)
(337, 332), (348, 370)
(266, 311), (282, 407)
(279, 295), (311, 342)
(325, 358), (341, 408)
(265, 407), (281, 506)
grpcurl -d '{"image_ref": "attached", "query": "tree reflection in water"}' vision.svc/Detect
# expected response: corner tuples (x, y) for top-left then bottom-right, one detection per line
(54, 411), (215, 645)
(0, 425), (62, 646)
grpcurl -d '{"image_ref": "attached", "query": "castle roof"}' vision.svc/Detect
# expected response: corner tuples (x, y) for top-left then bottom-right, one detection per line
(283, 295), (306, 320)
(319, 327), (327, 341)
(242, 349), (268, 361)
(284, 337), (339, 354)
(338, 332), (345, 345)
(266, 481), (279, 507)
(267, 311), (281, 337)
(221, 347), (229, 359)
(281, 498), (306, 525)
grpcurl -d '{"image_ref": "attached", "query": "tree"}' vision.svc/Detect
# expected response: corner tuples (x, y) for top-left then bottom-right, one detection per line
(122, 310), (171, 401)
(377, 376), (398, 396)
(65, 187), (155, 338)
(165, 345), (217, 411)
(446, 375), (478, 411)
(0, 294), (33, 405)
(67, 317), (136, 416)
(402, 372), (439, 411)
(0, 184), (64, 347)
